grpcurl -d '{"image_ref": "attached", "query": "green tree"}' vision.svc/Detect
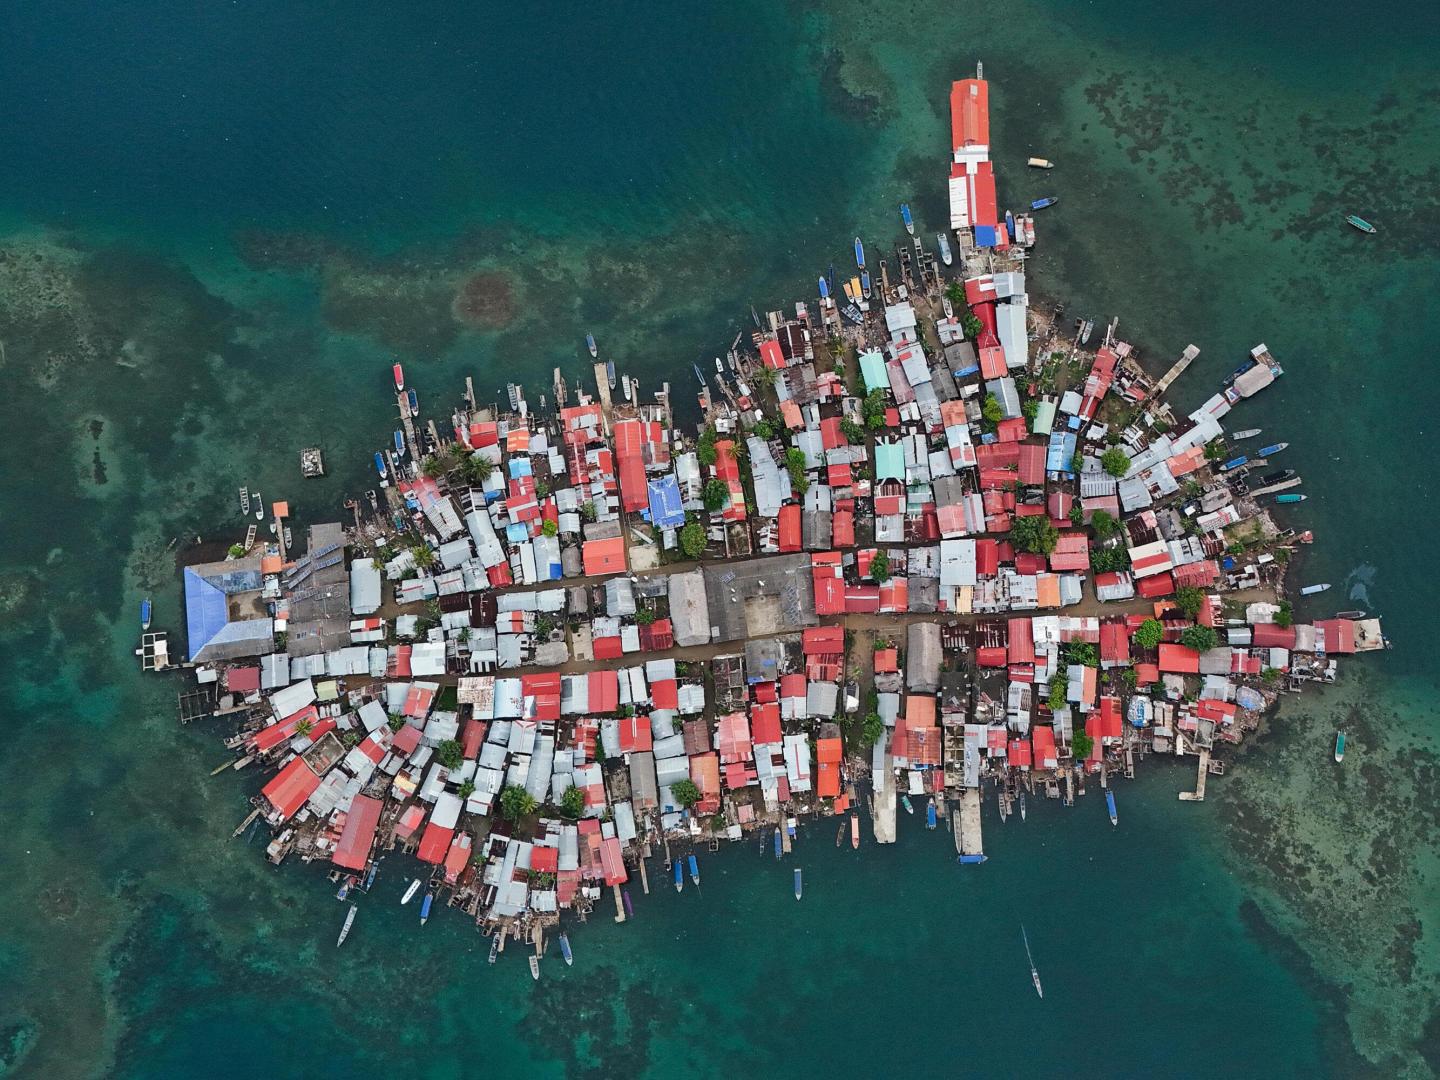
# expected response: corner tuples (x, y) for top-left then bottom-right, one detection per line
(635, 607), (657, 625)
(1069, 504), (1085, 526)
(1180, 625), (1219, 652)
(753, 365), (778, 390)
(458, 780), (476, 799)
(500, 784), (538, 821)
(981, 394), (1003, 425)
(1133, 618), (1165, 650)
(294, 717), (314, 738)
(870, 549), (890, 582)
(541, 518), (559, 537)
(1090, 545), (1130, 573)
(1071, 451), (1085, 474)
(1065, 641), (1099, 668)
(679, 519), (707, 559)
(1048, 678), (1068, 712)
(862, 389), (888, 430)
(696, 426), (718, 467)
(753, 419), (774, 440)
(963, 313), (983, 339)
(1204, 440), (1227, 462)
(1022, 399), (1039, 423)
(387, 714), (407, 732)
(945, 281), (967, 307)
(1011, 514), (1059, 555)
(410, 543), (436, 570)
(702, 477), (729, 512)
(1275, 601), (1294, 629)
(1175, 586), (1205, 620)
(1072, 730), (1094, 760)
(1091, 509), (1121, 538)
(839, 418), (866, 444)
(860, 712), (885, 749)
(671, 778), (702, 809)
(581, 500), (598, 522)
(227, 542), (246, 559)
(437, 739), (464, 770)
(560, 783), (585, 819)
(1100, 447), (1131, 478)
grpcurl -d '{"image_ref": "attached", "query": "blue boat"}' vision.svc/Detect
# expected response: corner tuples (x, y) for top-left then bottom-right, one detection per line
(793, 867), (803, 900)
(1274, 493), (1307, 504)
(925, 800), (937, 830)
(140, 598), (152, 631)
(860, 269), (871, 297)
(406, 388), (419, 414)
(958, 853), (988, 865)
(673, 860), (684, 893)
(687, 853), (700, 886)
(854, 236), (865, 269)
(1005, 209), (1015, 238)
(1030, 197), (1058, 210)
(374, 451), (388, 479)
(1220, 455), (1248, 472)
(818, 275), (829, 300)
(900, 203), (914, 235)
(393, 430), (405, 455)
(773, 829), (782, 859)
(786, 819), (796, 839)
(419, 892), (434, 924)
(363, 861), (378, 890)
(1256, 442), (1288, 457)
(1105, 790), (1118, 827)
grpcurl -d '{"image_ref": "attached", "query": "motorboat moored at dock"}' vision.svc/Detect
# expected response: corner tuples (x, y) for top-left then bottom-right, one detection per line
(1231, 428), (1262, 440)
(850, 813), (859, 848)
(586, 332), (597, 358)
(817, 275), (829, 300)
(925, 798), (937, 830)
(393, 430), (406, 456)
(401, 879), (422, 905)
(1274, 493), (1307, 504)
(606, 360), (616, 390)
(673, 860), (684, 892)
(687, 853), (700, 886)
(406, 388), (419, 415)
(773, 829), (782, 859)
(1256, 442), (1288, 457)
(958, 853), (988, 865)
(392, 363), (404, 391)
(936, 232), (952, 265)
(374, 452), (389, 485)
(419, 891), (433, 924)
(900, 203), (914, 235)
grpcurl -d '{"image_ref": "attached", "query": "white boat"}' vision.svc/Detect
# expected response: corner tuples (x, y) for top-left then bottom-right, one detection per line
(942, 296), (954, 320)
(529, 955), (540, 981)
(1300, 583), (1331, 596)
(238, 486), (250, 515)
(1027, 157), (1055, 169)
(253, 492), (264, 520)
(1023, 925), (1043, 998)
(400, 879), (422, 905)
(936, 232), (953, 266)
(336, 905), (357, 947)
(1231, 428), (1262, 440)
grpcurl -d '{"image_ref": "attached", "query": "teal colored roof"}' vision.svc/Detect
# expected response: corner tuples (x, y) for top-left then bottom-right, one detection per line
(875, 443), (905, 483)
(859, 350), (888, 393)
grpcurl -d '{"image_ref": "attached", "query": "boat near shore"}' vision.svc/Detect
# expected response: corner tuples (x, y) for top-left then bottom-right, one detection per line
(936, 232), (952, 265)
(586, 332), (597, 358)
(1031, 196), (1057, 210)
(336, 905), (357, 947)
(400, 879), (422, 905)
(559, 932), (573, 966)
(140, 598), (152, 631)
(900, 203), (914, 235)
(1231, 428), (1262, 440)
(529, 955), (540, 981)
(1301, 583), (1332, 596)
(1106, 790), (1118, 826)
(854, 236), (865, 269)
(673, 861), (684, 892)
(1027, 157), (1054, 169)
(419, 891), (433, 925)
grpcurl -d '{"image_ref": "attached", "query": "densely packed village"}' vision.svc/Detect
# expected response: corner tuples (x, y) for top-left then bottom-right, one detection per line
(153, 71), (1387, 958)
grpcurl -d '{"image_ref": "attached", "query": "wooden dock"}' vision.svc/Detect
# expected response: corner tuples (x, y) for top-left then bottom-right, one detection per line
(958, 788), (983, 856)
(871, 749), (897, 844)
(1152, 344), (1200, 398)
(1179, 748), (1211, 802)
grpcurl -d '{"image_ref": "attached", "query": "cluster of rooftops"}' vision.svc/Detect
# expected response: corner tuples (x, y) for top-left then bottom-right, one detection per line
(174, 72), (1386, 937)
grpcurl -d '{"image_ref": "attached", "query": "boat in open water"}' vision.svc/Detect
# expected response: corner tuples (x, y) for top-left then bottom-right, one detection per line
(793, 867), (803, 900)
(1257, 442), (1288, 457)
(936, 232), (952, 265)
(238, 486), (250, 515)
(1027, 157), (1055, 169)
(1031, 196), (1058, 210)
(900, 203), (914, 235)
(1335, 731), (1347, 763)
(400, 879), (422, 905)
(419, 891), (433, 925)
(586, 332), (598, 358)
(853, 236), (865, 269)
(559, 932), (573, 966)
(1023, 925), (1043, 998)
(1345, 214), (1376, 234)
(140, 598), (152, 631)
(336, 905), (357, 947)
(1106, 790), (1118, 826)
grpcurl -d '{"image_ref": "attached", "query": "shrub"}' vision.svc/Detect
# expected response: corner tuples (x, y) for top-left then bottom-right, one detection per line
(437, 740), (464, 770)
(1011, 514), (1059, 555)
(671, 779), (701, 809)
(1133, 619), (1164, 650)
(1180, 625), (1219, 652)
(500, 784), (537, 821)
(702, 477), (729, 513)
(1101, 448), (1131, 478)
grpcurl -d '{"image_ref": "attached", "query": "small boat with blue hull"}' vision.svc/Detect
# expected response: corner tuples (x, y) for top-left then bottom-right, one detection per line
(419, 892), (433, 925)
(925, 799), (937, 830)
(406, 388), (418, 415)
(818, 275), (829, 300)
(140, 598), (152, 631)
(393, 430), (405, 455)
(773, 829), (782, 859)
(1274, 493), (1307, 504)
(793, 867), (803, 900)
(1106, 790), (1118, 826)
(1005, 209), (1015, 238)
(958, 853), (988, 865)
(860, 269), (872, 296)
(1220, 455), (1247, 472)
(687, 853), (700, 886)
(900, 203), (914, 235)
(673, 860), (684, 893)
(606, 359), (616, 390)
(363, 862), (379, 891)
(854, 236), (865, 268)
(374, 452), (388, 481)
(1031, 196), (1058, 210)
(559, 932), (573, 966)
(1256, 442), (1288, 457)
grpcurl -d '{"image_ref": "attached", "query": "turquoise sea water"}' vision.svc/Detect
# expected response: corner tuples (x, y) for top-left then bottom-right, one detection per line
(1, 1), (1437, 1076)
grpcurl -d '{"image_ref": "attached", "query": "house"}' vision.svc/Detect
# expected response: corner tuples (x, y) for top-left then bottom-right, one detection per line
(183, 556), (274, 663)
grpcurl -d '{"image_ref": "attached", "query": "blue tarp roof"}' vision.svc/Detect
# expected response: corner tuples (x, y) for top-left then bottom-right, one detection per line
(974, 225), (998, 248)
(1046, 431), (1078, 474)
(508, 458), (533, 479)
(184, 568), (229, 661)
(647, 475), (686, 530)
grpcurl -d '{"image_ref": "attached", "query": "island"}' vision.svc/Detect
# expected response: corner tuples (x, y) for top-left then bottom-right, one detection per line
(141, 69), (1389, 968)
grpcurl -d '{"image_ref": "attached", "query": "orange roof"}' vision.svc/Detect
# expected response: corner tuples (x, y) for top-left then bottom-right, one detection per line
(582, 536), (627, 577)
(261, 756), (320, 819)
(905, 694), (936, 725)
(260, 555), (284, 575)
(816, 737), (843, 798)
(271, 500), (289, 518)
(950, 79), (990, 151)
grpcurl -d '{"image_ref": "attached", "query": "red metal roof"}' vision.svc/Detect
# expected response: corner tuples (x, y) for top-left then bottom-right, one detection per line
(950, 79), (990, 151)
(778, 504), (802, 553)
(1251, 622), (1297, 649)
(1158, 643), (1201, 674)
(832, 510), (855, 548)
(416, 820), (454, 864)
(588, 669), (619, 713)
(582, 536), (627, 577)
(1135, 572), (1175, 599)
(1008, 618), (1035, 664)
(331, 795), (383, 871)
(1315, 619), (1356, 654)
(751, 701), (782, 744)
(976, 645), (1008, 668)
